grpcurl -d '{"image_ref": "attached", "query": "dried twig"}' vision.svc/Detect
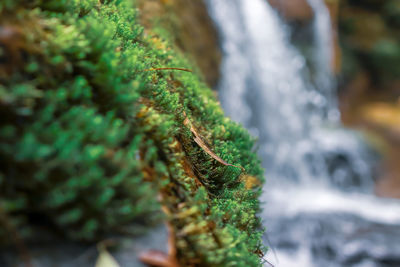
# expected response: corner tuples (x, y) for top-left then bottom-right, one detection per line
(138, 67), (192, 73)
(262, 258), (275, 267)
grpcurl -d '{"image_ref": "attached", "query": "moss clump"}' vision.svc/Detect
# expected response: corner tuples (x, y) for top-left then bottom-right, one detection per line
(0, 0), (265, 266)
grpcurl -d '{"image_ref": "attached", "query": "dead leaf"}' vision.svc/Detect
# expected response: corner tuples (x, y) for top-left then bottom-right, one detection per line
(95, 242), (120, 267)
(183, 114), (245, 172)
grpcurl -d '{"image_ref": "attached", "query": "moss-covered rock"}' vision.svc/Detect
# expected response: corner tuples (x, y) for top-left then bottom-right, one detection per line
(0, 0), (265, 266)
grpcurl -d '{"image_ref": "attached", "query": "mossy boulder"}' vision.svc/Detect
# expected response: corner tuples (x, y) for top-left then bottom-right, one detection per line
(0, 0), (265, 266)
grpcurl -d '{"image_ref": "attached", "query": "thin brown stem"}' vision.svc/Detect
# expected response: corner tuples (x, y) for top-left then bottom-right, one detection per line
(138, 67), (192, 73)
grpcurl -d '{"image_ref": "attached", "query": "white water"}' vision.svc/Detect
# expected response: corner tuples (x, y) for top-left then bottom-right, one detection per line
(206, 0), (373, 188)
(206, 0), (400, 266)
(308, 0), (337, 117)
(267, 188), (400, 226)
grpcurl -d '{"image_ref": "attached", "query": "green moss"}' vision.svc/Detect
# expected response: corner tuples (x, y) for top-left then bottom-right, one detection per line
(0, 0), (265, 265)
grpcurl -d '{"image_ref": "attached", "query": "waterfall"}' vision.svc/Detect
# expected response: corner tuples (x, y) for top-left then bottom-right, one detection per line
(206, 0), (372, 189)
(206, 0), (400, 266)
(308, 0), (336, 114)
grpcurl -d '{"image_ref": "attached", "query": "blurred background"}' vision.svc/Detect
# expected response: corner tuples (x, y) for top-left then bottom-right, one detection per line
(200, 0), (400, 266)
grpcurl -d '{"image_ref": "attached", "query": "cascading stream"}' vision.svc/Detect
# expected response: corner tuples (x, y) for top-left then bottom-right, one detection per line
(205, 0), (400, 266)
(206, 0), (373, 189)
(307, 0), (338, 119)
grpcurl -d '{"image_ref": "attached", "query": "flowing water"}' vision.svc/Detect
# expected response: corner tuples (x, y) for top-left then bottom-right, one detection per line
(205, 0), (400, 266)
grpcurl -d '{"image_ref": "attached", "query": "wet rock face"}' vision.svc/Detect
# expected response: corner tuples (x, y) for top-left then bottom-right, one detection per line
(137, 0), (221, 87)
(267, 0), (313, 22)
